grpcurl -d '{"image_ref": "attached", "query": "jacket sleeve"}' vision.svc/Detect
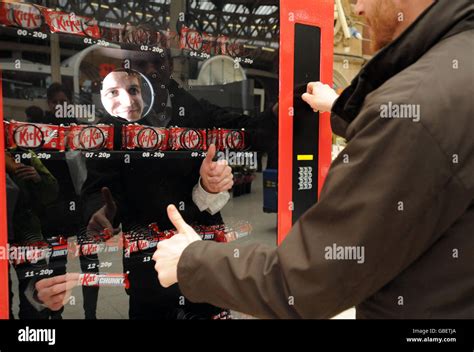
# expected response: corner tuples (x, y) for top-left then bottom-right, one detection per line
(177, 101), (471, 318)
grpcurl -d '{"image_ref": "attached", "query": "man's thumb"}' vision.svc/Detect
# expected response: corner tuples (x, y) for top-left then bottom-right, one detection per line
(101, 187), (116, 210)
(167, 204), (189, 233)
(301, 92), (312, 103)
(204, 144), (216, 165)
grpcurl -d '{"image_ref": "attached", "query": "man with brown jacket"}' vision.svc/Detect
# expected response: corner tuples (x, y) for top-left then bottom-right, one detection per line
(153, 0), (474, 319)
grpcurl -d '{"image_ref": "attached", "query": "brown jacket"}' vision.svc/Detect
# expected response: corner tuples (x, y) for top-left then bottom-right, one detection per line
(177, 0), (474, 318)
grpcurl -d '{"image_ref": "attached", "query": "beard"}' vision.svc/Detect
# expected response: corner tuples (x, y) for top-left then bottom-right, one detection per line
(366, 0), (401, 51)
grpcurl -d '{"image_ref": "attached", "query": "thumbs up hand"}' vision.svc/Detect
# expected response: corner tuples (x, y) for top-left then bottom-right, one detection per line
(152, 205), (202, 288)
(200, 144), (233, 194)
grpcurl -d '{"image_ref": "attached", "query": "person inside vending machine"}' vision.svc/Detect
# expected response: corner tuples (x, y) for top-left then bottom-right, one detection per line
(30, 39), (279, 318)
(100, 69), (146, 122)
(84, 57), (278, 319)
(28, 60), (236, 319)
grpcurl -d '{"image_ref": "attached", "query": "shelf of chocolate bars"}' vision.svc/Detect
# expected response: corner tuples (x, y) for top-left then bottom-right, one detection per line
(5, 120), (252, 163)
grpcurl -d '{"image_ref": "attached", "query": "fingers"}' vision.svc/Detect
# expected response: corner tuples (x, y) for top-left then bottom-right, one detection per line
(152, 240), (185, 288)
(301, 92), (312, 104)
(154, 261), (176, 288)
(152, 228), (201, 288)
(152, 248), (159, 262)
(15, 167), (37, 178)
(35, 273), (79, 309)
(47, 298), (66, 311)
(206, 165), (232, 183)
(15, 171), (38, 180)
(37, 281), (69, 300)
(35, 274), (68, 291)
(167, 204), (190, 234)
(35, 273), (80, 291)
(89, 212), (114, 232)
(206, 174), (234, 193)
(307, 81), (322, 94)
(201, 156), (233, 192)
(301, 93), (318, 111)
(14, 165), (33, 172)
(217, 178), (234, 192)
(207, 159), (229, 177)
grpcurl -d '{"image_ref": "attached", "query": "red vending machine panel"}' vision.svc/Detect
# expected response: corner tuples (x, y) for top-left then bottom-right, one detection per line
(278, 0), (334, 243)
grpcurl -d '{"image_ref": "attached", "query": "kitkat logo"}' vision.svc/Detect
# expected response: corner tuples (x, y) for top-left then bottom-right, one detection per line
(182, 130), (200, 149)
(42, 10), (100, 38)
(51, 14), (82, 32)
(79, 127), (105, 150)
(14, 124), (43, 148)
(0, 2), (42, 29)
(79, 273), (97, 286)
(138, 128), (159, 149)
(12, 4), (42, 29)
(137, 128), (167, 150)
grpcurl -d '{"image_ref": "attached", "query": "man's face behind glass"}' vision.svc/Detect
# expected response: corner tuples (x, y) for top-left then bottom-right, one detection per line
(101, 71), (145, 122)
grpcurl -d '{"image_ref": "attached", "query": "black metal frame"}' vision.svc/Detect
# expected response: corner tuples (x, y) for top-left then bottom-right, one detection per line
(186, 0), (279, 45)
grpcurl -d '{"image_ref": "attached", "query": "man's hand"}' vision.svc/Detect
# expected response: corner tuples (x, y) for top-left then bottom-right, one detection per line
(301, 81), (339, 113)
(15, 164), (41, 183)
(152, 205), (202, 288)
(87, 187), (117, 235)
(35, 273), (80, 311)
(200, 144), (233, 194)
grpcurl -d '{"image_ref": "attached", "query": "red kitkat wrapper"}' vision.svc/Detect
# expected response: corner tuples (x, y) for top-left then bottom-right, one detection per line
(42, 9), (100, 38)
(67, 124), (114, 151)
(169, 127), (206, 151)
(122, 124), (169, 151)
(220, 128), (246, 151)
(79, 273), (129, 289)
(0, 2), (42, 29)
(8, 121), (66, 151)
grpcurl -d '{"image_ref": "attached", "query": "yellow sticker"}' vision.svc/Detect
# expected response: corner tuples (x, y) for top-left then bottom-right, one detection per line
(297, 155), (314, 161)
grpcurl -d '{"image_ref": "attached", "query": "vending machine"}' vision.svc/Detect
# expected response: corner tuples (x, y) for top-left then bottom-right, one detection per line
(278, 0), (333, 243)
(0, 0), (333, 319)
